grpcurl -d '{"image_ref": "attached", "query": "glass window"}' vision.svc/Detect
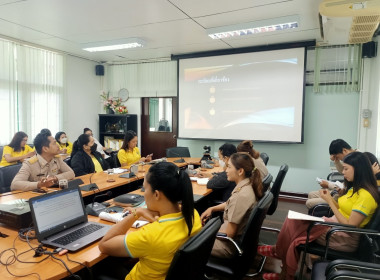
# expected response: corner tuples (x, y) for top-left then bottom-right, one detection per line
(149, 98), (172, 132)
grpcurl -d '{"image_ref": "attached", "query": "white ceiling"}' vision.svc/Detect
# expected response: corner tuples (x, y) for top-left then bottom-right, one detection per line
(0, 0), (323, 64)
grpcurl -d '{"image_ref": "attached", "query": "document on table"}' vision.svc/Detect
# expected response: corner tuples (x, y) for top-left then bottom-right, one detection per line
(288, 210), (324, 222)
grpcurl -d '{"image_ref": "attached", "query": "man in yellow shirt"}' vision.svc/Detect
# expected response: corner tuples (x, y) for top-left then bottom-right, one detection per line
(0, 132), (35, 167)
(11, 133), (74, 191)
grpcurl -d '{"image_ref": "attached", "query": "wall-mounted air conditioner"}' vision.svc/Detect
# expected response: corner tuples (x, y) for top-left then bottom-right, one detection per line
(319, 0), (380, 45)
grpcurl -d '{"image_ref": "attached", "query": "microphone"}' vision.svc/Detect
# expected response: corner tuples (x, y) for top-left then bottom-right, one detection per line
(170, 150), (185, 163)
(79, 173), (99, 191)
(85, 191), (112, 216)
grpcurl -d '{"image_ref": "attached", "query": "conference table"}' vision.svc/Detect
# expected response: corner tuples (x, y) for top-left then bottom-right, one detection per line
(0, 157), (218, 280)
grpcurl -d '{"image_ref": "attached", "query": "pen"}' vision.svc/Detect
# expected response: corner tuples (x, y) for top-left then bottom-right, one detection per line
(122, 211), (130, 218)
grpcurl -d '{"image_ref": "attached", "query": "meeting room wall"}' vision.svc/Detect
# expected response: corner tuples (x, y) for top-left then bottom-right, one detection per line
(178, 86), (360, 194)
(63, 55), (103, 142)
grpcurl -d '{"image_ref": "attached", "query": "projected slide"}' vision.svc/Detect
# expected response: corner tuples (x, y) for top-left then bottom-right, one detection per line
(178, 47), (305, 143)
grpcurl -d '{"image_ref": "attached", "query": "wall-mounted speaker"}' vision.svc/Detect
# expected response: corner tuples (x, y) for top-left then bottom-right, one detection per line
(95, 65), (104, 76)
(362, 41), (377, 58)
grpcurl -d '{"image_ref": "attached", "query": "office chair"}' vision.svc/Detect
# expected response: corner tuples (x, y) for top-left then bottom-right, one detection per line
(166, 147), (190, 158)
(298, 207), (380, 277)
(256, 164), (289, 275)
(260, 152), (269, 165)
(327, 172), (344, 182)
(0, 146), (3, 159)
(0, 163), (22, 193)
(205, 192), (273, 279)
(166, 217), (221, 280)
(262, 173), (273, 193)
(312, 259), (380, 280)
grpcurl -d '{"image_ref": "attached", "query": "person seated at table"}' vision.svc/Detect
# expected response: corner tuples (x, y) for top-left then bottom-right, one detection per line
(306, 139), (355, 209)
(258, 152), (379, 280)
(83, 127), (109, 159)
(70, 134), (109, 177)
(236, 140), (268, 178)
(200, 152), (263, 258)
(364, 151), (380, 184)
(98, 162), (202, 280)
(117, 130), (152, 166)
(0, 131), (35, 167)
(198, 143), (237, 202)
(55, 131), (73, 155)
(11, 132), (74, 191)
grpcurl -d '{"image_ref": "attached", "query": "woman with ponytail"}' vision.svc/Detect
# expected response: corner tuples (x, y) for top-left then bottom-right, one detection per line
(237, 140), (268, 178)
(201, 152), (263, 258)
(98, 162), (202, 280)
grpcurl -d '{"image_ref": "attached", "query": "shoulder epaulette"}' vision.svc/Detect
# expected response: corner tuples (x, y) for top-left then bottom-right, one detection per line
(28, 156), (38, 164)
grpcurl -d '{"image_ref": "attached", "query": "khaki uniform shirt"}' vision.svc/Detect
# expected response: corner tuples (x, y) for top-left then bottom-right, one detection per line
(220, 178), (257, 238)
(11, 154), (75, 191)
(253, 157), (269, 179)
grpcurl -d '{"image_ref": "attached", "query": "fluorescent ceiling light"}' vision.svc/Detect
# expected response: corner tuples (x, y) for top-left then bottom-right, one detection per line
(82, 38), (145, 52)
(207, 15), (299, 39)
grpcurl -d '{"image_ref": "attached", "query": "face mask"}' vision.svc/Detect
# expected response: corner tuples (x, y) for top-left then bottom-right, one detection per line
(90, 143), (97, 153)
(219, 159), (225, 168)
(60, 137), (67, 144)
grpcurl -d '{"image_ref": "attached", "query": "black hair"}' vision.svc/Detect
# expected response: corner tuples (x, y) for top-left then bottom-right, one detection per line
(40, 128), (52, 137)
(364, 152), (380, 180)
(343, 152), (379, 202)
(34, 133), (51, 154)
(83, 128), (92, 134)
(72, 134), (91, 158)
(329, 139), (352, 155)
(146, 162), (194, 236)
(219, 143), (237, 158)
(120, 130), (137, 151)
(55, 131), (68, 147)
(230, 152), (263, 200)
(8, 131), (28, 152)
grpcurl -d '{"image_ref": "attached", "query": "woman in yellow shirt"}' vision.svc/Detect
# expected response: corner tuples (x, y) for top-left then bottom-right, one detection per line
(0, 132), (35, 167)
(117, 130), (152, 166)
(98, 162), (202, 280)
(70, 134), (109, 177)
(55, 131), (73, 155)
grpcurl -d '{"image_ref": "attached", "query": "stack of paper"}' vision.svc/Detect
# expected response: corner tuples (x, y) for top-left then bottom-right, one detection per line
(98, 212), (149, 228)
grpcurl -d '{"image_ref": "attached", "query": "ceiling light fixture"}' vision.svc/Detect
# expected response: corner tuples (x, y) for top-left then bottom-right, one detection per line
(207, 15), (300, 39)
(82, 38), (145, 52)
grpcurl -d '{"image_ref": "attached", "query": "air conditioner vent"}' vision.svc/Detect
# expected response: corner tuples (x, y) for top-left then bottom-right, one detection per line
(353, 15), (380, 24)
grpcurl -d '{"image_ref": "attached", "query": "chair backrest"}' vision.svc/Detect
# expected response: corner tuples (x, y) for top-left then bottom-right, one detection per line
(231, 191), (273, 279)
(267, 164), (289, 215)
(0, 146), (3, 159)
(262, 173), (273, 193)
(166, 147), (190, 158)
(166, 217), (221, 280)
(0, 164), (22, 193)
(327, 172), (344, 182)
(260, 152), (269, 165)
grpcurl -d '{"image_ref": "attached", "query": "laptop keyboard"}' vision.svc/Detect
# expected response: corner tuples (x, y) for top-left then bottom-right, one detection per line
(52, 224), (104, 246)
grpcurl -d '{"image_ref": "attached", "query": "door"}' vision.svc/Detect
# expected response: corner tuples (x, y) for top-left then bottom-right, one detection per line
(141, 97), (178, 159)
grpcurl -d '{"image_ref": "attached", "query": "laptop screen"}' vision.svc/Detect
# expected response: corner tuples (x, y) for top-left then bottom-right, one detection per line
(30, 187), (87, 240)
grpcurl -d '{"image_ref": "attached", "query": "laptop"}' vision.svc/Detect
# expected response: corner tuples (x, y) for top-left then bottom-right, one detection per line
(29, 186), (112, 251)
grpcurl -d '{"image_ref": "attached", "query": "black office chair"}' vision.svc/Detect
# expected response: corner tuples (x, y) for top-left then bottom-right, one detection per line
(298, 206), (380, 277)
(109, 151), (121, 168)
(260, 152), (269, 165)
(0, 163), (22, 193)
(262, 173), (273, 193)
(166, 147), (190, 158)
(205, 192), (273, 279)
(312, 259), (380, 280)
(166, 217), (221, 280)
(268, 164), (289, 215)
(0, 146), (3, 159)
(327, 172), (344, 182)
(255, 164), (289, 275)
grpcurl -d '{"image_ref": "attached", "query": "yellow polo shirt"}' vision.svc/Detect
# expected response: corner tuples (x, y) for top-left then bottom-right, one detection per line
(118, 147), (141, 166)
(124, 210), (202, 280)
(0, 145), (35, 167)
(58, 142), (73, 155)
(338, 187), (378, 228)
(91, 156), (103, 172)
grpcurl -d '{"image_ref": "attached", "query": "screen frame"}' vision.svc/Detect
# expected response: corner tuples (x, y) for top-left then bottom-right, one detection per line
(172, 40), (314, 144)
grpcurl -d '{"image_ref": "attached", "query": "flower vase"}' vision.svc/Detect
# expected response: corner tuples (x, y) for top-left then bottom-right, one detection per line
(107, 108), (114, 114)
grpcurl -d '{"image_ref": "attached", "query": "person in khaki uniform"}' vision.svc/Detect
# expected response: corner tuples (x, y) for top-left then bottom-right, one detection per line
(11, 132), (75, 191)
(201, 152), (263, 258)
